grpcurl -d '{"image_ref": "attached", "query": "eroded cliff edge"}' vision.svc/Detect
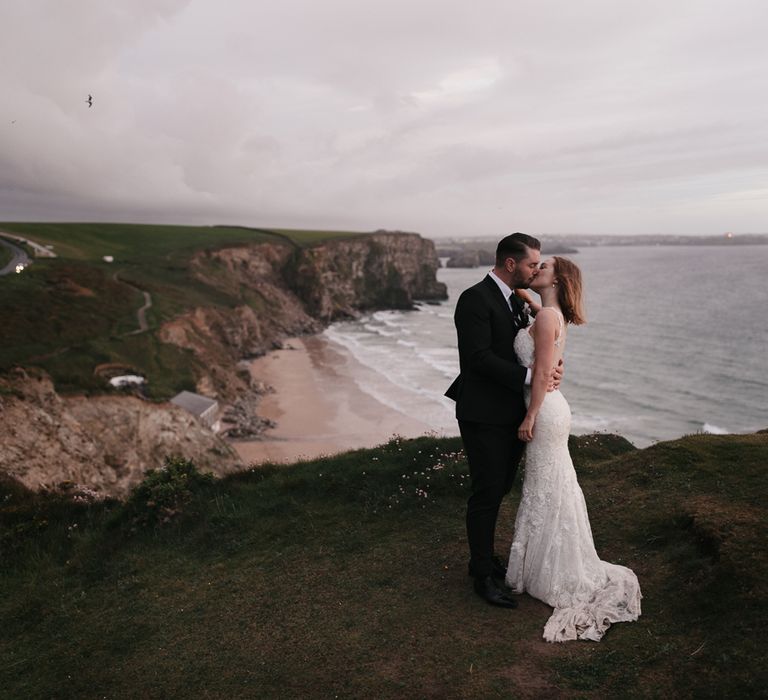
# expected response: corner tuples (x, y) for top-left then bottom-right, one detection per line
(0, 232), (446, 496)
(160, 231), (446, 402)
(0, 368), (242, 498)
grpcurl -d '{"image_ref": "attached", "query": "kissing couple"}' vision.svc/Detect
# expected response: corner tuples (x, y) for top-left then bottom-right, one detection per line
(446, 232), (642, 643)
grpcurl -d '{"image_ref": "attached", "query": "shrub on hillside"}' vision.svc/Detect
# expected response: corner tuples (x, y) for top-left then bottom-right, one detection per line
(118, 456), (214, 530)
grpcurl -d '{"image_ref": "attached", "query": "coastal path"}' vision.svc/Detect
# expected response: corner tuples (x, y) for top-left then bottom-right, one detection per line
(113, 272), (153, 334)
(131, 289), (153, 334)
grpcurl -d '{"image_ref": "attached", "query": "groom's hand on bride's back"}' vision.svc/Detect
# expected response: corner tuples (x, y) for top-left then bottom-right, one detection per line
(547, 359), (564, 392)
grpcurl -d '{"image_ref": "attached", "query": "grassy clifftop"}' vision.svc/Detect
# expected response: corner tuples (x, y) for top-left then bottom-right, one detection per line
(0, 222), (365, 261)
(1, 431), (765, 698)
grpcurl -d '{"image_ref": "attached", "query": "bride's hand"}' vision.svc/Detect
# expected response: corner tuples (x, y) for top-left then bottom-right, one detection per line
(518, 415), (535, 442)
(514, 288), (535, 305)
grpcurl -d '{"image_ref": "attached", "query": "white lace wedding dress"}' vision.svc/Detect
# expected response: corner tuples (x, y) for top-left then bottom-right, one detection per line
(506, 314), (642, 642)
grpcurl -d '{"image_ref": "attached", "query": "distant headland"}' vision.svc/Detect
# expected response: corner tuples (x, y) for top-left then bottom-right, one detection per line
(435, 232), (767, 267)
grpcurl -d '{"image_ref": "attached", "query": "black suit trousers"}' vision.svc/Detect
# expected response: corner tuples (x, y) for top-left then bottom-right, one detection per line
(459, 419), (526, 578)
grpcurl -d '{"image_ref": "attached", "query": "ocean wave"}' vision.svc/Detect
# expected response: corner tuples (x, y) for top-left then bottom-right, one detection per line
(416, 350), (459, 378)
(702, 422), (729, 435)
(362, 323), (398, 337)
(322, 338), (458, 431)
(348, 374), (457, 434)
(323, 327), (363, 349)
(372, 310), (407, 327)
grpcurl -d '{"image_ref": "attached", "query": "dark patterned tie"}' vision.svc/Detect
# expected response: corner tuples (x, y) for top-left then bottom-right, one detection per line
(509, 294), (529, 329)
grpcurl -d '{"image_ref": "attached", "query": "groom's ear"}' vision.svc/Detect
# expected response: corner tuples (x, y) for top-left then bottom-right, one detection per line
(504, 256), (516, 273)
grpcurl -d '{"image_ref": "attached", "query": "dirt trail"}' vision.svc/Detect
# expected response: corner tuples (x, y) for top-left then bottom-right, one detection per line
(113, 272), (153, 334)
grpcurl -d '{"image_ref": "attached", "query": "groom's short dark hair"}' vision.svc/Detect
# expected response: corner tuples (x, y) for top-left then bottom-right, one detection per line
(495, 232), (541, 266)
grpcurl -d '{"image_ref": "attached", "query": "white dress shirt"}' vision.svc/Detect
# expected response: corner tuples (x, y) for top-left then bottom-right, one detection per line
(488, 270), (532, 386)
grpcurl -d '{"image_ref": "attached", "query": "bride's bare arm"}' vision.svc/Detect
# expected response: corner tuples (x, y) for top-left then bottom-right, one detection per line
(518, 310), (558, 442)
(514, 288), (541, 315)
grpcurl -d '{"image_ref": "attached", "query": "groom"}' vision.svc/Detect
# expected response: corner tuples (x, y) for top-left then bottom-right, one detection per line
(445, 232), (561, 608)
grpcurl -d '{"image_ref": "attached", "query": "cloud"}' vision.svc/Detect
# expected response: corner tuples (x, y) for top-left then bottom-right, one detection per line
(1, 0), (767, 235)
(409, 58), (505, 104)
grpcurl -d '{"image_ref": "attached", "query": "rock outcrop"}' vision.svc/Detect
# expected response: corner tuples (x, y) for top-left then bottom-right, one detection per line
(0, 368), (242, 498)
(288, 231), (447, 320)
(158, 233), (446, 401)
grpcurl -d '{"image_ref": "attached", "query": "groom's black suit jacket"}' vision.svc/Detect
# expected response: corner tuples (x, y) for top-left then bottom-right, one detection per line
(445, 274), (529, 426)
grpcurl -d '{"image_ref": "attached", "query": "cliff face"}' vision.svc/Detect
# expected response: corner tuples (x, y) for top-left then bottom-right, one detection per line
(0, 368), (242, 498)
(159, 233), (447, 400)
(288, 232), (447, 320)
(158, 241), (320, 401)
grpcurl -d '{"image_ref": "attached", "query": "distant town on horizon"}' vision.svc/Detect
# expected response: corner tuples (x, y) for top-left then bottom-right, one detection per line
(435, 232), (768, 247)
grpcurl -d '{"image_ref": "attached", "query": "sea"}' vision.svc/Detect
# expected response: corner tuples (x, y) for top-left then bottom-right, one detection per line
(323, 245), (767, 447)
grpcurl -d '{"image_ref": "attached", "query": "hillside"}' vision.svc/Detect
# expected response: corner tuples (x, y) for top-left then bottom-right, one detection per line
(0, 223), (339, 397)
(0, 223), (444, 398)
(1, 431), (765, 698)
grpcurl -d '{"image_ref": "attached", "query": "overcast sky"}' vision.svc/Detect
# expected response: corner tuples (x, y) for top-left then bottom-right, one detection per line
(1, 0), (767, 238)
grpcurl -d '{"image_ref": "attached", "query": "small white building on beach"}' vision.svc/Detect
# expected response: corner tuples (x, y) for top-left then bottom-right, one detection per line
(170, 391), (220, 432)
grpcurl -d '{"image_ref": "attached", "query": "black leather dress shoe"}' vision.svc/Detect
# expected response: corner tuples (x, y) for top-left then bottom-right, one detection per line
(473, 575), (518, 608)
(468, 555), (508, 580)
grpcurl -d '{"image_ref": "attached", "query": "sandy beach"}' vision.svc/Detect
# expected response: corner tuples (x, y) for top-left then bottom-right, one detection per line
(232, 335), (435, 465)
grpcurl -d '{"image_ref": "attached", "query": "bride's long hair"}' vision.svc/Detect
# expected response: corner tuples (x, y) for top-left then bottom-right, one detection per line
(553, 257), (586, 325)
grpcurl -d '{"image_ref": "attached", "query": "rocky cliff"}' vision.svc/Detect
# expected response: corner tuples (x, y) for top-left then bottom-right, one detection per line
(159, 232), (446, 402)
(0, 368), (242, 498)
(288, 231), (447, 320)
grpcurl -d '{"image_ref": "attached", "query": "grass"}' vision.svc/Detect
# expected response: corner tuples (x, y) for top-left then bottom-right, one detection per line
(0, 222), (373, 395)
(0, 258), (199, 396)
(265, 228), (368, 247)
(1, 431), (765, 698)
(0, 240), (13, 269)
(0, 223), (281, 262)
(0, 223), (369, 261)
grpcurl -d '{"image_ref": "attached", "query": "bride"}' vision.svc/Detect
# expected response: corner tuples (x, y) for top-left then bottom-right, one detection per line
(508, 257), (642, 642)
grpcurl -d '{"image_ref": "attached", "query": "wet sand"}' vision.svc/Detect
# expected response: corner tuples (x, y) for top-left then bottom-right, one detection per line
(232, 335), (434, 465)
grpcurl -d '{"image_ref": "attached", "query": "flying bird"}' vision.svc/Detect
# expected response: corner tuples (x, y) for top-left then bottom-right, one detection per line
(86, 94), (93, 108)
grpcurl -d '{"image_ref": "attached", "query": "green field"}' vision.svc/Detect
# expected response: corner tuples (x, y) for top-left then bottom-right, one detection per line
(0, 222), (366, 261)
(0, 223), (369, 395)
(267, 227), (370, 247)
(1, 431), (765, 698)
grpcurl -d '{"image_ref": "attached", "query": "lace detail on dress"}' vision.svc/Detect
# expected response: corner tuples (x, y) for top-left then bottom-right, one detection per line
(507, 322), (642, 643)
